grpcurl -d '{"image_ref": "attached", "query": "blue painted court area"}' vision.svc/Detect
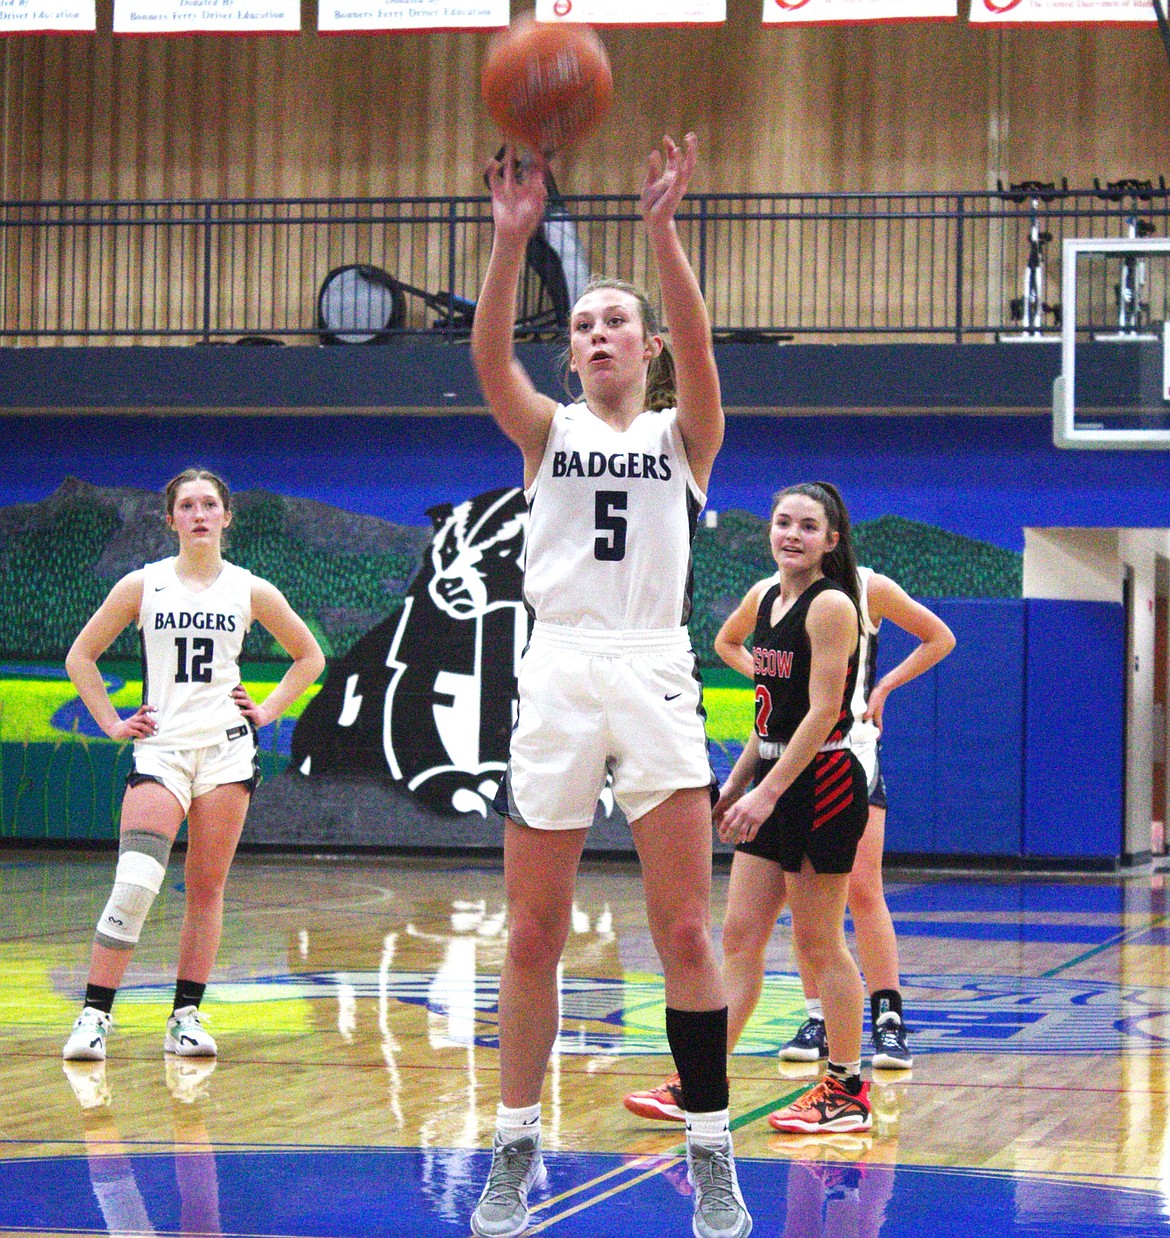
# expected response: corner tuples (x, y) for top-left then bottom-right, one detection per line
(0, 1146), (1166, 1237)
(885, 881), (1167, 916)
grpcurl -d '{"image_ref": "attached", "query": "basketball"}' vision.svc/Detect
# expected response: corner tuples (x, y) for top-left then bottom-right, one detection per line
(481, 16), (613, 156)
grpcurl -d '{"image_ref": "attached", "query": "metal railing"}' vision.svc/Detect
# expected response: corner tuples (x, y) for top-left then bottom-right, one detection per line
(1, 186), (1168, 344)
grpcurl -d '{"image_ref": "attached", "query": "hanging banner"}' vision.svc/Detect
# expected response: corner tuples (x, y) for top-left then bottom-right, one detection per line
(0, 0), (95, 31)
(534, 0), (725, 23)
(319, 0), (508, 31)
(763, 0), (954, 22)
(969, 0), (1157, 21)
(113, 0), (300, 33)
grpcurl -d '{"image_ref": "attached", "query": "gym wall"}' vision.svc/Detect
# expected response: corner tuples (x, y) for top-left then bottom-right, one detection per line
(2, 16), (1168, 201)
(0, 410), (1148, 864)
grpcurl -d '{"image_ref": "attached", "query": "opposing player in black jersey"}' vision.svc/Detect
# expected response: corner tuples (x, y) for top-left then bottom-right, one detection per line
(719, 481), (872, 1133)
(775, 567), (954, 1071)
(62, 468), (324, 1066)
(468, 136), (751, 1238)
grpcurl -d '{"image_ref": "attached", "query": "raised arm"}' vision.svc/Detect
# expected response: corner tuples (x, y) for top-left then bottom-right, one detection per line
(641, 133), (723, 492)
(471, 147), (559, 488)
(231, 579), (326, 729)
(863, 575), (956, 730)
(66, 572), (157, 741)
(713, 577), (772, 681)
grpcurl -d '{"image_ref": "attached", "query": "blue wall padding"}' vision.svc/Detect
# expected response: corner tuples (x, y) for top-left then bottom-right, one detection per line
(875, 619), (938, 853)
(1023, 600), (1125, 858)
(877, 600), (1026, 856)
(934, 600), (1026, 856)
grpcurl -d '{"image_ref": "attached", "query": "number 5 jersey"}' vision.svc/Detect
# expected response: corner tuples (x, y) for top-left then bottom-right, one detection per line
(522, 402), (705, 631)
(136, 557), (254, 749)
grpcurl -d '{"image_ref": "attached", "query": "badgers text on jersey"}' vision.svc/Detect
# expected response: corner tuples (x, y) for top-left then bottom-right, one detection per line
(523, 403), (705, 631)
(137, 558), (253, 748)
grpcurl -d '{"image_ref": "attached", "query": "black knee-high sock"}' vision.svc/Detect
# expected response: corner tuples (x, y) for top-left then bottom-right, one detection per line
(173, 979), (206, 1012)
(870, 988), (902, 1025)
(85, 983), (117, 1015)
(665, 1006), (729, 1113)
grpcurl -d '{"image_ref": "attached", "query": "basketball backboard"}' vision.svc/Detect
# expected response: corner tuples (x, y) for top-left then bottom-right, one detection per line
(1054, 237), (1170, 449)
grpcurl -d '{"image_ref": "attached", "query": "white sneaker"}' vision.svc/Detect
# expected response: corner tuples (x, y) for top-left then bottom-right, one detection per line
(63, 1007), (111, 1062)
(62, 1060), (112, 1110)
(164, 1006), (217, 1057)
(688, 1133), (753, 1238)
(470, 1131), (547, 1238)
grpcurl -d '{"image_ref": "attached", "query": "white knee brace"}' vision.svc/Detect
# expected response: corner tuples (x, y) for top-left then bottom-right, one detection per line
(94, 830), (173, 950)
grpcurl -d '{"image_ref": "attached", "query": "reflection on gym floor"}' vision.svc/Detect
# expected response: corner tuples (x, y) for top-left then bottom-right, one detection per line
(2, 852), (1169, 1236)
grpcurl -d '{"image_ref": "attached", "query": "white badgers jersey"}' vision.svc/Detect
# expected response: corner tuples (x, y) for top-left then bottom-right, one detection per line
(523, 402), (706, 631)
(136, 557), (253, 749)
(849, 566), (882, 749)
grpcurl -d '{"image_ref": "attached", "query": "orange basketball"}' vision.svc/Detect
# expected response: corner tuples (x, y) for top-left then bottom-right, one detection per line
(481, 16), (613, 156)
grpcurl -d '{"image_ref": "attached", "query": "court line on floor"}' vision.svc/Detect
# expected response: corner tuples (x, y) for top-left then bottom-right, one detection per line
(1041, 912), (1170, 977)
(521, 1084), (811, 1234)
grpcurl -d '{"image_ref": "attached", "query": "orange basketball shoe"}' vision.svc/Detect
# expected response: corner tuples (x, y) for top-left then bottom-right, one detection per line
(769, 1076), (872, 1134)
(623, 1073), (686, 1122)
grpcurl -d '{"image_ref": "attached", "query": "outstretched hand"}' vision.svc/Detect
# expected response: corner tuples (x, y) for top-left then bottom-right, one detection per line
(641, 132), (698, 231)
(484, 145), (549, 246)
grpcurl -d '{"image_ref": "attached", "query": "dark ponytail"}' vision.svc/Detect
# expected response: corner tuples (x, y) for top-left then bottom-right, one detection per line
(559, 277), (677, 412)
(772, 482), (861, 619)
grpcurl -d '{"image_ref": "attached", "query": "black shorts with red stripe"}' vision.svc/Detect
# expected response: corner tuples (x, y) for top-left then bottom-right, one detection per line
(735, 750), (869, 874)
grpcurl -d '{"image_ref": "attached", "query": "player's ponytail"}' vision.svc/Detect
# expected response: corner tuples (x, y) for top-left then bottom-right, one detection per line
(561, 277), (676, 411)
(772, 482), (861, 620)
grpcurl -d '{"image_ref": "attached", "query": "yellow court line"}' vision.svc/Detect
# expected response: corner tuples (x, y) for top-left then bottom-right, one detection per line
(522, 1087), (810, 1233)
(525, 1157), (687, 1235)
(527, 1151), (674, 1214)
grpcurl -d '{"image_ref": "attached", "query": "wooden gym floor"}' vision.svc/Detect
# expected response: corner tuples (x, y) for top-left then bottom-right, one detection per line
(1, 849), (1168, 1237)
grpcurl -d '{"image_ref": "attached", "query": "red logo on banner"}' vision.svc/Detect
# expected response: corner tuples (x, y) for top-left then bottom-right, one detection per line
(553, 0), (572, 14)
(773, 0), (813, 8)
(982, 0), (1024, 11)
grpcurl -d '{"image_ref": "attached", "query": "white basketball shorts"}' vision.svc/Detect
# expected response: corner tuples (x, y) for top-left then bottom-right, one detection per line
(497, 622), (714, 830)
(130, 726), (258, 815)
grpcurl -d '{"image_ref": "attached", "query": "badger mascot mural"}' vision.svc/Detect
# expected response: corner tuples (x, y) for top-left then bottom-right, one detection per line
(291, 488), (529, 816)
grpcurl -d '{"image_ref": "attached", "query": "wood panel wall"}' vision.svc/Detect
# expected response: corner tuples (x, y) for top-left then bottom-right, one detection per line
(1, 2), (1168, 202)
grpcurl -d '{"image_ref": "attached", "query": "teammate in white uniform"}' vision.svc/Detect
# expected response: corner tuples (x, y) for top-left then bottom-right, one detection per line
(469, 135), (751, 1238)
(62, 468), (324, 1067)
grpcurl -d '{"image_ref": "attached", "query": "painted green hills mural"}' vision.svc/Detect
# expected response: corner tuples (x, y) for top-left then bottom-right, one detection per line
(1, 479), (1021, 668)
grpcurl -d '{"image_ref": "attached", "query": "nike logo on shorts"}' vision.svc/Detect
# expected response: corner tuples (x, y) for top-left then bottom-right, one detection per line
(665, 692), (682, 701)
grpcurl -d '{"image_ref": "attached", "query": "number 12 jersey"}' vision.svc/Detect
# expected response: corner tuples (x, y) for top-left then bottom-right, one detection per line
(137, 557), (253, 749)
(523, 403), (705, 631)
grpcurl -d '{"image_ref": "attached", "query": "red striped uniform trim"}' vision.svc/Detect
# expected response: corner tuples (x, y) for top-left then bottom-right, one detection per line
(813, 750), (854, 829)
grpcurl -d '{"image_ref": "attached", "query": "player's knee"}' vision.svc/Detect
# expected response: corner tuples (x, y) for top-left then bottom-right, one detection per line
(721, 910), (770, 961)
(791, 922), (839, 974)
(506, 907), (570, 973)
(181, 869), (228, 914)
(847, 874), (884, 918)
(657, 913), (712, 971)
(94, 830), (173, 949)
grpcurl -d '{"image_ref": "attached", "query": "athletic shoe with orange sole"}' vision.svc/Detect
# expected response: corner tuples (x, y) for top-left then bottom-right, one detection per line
(768, 1076), (872, 1134)
(623, 1072), (685, 1122)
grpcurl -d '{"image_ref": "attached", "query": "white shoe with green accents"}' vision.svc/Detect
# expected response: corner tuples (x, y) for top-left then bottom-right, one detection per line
(63, 1007), (111, 1062)
(164, 1006), (217, 1057)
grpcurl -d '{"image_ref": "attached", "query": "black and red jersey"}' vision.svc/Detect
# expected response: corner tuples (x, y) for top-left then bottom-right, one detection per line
(751, 576), (860, 747)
